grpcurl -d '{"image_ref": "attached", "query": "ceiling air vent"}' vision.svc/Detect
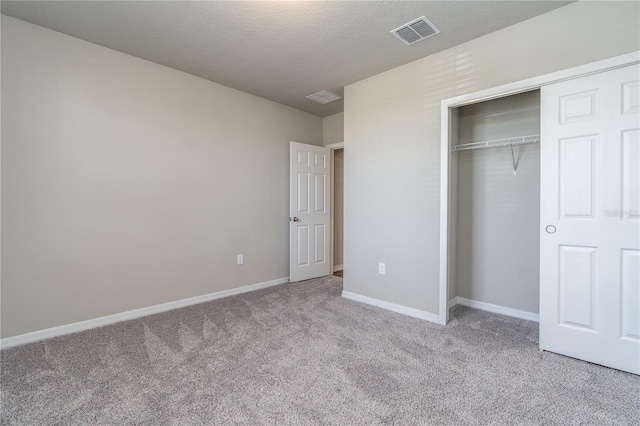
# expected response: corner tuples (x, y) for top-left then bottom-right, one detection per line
(306, 90), (342, 105)
(391, 16), (440, 46)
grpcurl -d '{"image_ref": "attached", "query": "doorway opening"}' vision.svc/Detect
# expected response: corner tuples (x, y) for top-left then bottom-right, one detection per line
(447, 90), (541, 323)
(332, 148), (344, 278)
(289, 141), (344, 283)
(326, 143), (344, 279)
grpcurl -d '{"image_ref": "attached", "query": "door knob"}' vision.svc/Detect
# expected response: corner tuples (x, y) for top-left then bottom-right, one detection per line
(545, 225), (556, 234)
(291, 217), (300, 222)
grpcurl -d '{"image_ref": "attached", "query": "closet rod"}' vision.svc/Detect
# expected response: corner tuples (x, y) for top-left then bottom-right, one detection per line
(452, 134), (540, 152)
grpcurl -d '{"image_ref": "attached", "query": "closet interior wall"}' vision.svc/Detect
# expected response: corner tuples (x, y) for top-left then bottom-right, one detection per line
(453, 90), (541, 315)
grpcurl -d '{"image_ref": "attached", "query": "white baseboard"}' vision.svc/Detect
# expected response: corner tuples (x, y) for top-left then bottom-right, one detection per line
(0, 277), (289, 350)
(449, 296), (539, 322)
(341, 291), (440, 324)
(333, 264), (343, 272)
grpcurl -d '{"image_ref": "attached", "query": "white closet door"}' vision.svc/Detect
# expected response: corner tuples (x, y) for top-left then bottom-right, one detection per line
(290, 142), (331, 282)
(540, 64), (640, 374)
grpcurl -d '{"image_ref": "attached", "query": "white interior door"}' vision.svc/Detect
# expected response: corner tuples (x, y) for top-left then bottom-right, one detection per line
(540, 64), (640, 374)
(290, 142), (331, 282)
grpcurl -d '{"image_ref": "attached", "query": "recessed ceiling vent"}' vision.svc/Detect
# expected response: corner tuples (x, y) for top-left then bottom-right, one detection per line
(391, 16), (440, 46)
(306, 90), (342, 105)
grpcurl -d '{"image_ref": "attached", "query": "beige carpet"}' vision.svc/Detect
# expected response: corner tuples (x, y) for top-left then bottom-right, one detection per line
(1, 275), (639, 424)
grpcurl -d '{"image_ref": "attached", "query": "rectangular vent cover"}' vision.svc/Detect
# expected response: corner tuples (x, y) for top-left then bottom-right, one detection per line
(306, 90), (342, 105)
(391, 16), (440, 46)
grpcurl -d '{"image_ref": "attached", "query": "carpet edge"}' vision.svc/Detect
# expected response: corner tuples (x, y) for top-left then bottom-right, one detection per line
(0, 277), (289, 349)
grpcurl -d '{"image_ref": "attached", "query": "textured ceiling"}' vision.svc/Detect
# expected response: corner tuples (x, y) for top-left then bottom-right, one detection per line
(1, 1), (571, 117)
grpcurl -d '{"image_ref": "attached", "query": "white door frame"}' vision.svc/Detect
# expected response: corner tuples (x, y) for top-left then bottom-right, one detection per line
(438, 52), (640, 325)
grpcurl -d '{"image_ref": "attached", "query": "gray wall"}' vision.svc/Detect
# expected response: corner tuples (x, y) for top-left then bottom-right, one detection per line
(323, 113), (344, 146)
(343, 1), (639, 315)
(1, 16), (323, 338)
(454, 91), (541, 314)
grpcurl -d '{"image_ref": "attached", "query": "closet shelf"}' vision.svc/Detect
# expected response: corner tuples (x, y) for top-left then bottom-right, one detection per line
(452, 134), (540, 152)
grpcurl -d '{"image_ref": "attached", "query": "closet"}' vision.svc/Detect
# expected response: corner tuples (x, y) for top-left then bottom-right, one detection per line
(441, 59), (639, 374)
(450, 90), (541, 318)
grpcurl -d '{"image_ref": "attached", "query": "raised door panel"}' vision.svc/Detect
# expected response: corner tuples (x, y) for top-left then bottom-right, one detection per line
(314, 152), (326, 168)
(621, 249), (640, 342)
(314, 225), (326, 264)
(297, 226), (310, 267)
(560, 90), (598, 124)
(314, 173), (326, 213)
(622, 130), (640, 220)
(297, 150), (310, 165)
(622, 80), (639, 115)
(559, 136), (596, 219)
(297, 172), (310, 213)
(558, 246), (597, 331)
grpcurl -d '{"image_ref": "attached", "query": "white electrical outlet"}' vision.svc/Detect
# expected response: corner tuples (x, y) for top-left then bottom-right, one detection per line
(378, 262), (385, 275)
(237, 254), (244, 265)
